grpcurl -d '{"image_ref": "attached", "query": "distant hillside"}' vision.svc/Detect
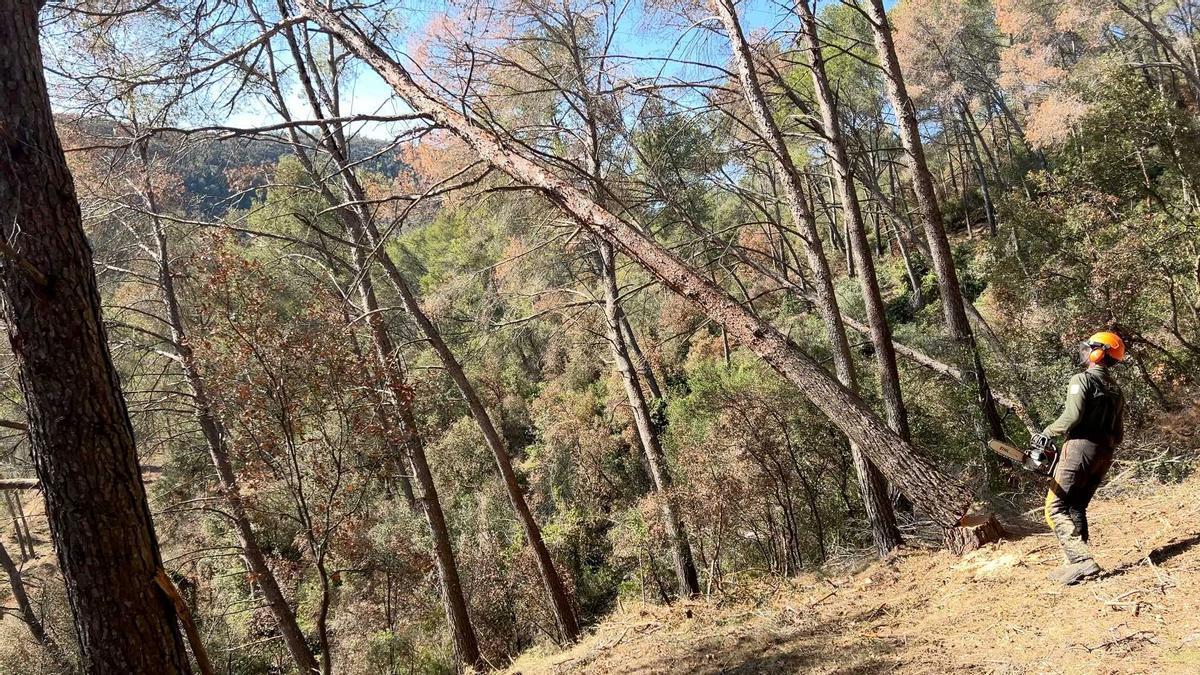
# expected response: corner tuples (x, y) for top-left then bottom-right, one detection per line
(172, 134), (407, 215)
(63, 117), (407, 216)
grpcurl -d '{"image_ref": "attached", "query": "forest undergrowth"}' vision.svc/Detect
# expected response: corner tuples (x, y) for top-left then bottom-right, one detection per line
(6, 426), (1199, 674)
(507, 425), (1200, 675)
(5, 0), (1200, 672)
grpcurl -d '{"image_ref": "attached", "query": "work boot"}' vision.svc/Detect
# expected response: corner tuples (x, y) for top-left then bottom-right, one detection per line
(1048, 559), (1101, 585)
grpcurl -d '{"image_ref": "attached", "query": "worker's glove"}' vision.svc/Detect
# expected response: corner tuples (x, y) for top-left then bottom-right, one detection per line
(1031, 433), (1052, 451)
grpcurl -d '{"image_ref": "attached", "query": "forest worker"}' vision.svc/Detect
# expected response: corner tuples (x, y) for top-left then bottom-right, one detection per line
(1032, 331), (1127, 586)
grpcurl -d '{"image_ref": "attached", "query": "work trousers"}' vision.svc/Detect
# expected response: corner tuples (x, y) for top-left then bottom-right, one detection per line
(1044, 438), (1114, 564)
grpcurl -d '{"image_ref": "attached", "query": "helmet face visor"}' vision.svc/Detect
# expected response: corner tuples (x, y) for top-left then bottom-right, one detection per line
(1078, 342), (1097, 366)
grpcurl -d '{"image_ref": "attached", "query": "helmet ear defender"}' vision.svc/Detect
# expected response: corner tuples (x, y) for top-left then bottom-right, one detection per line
(1081, 331), (1126, 365)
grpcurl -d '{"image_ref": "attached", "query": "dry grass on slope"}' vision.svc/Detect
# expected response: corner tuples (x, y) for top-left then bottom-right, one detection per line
(507, 476), (1200, 674)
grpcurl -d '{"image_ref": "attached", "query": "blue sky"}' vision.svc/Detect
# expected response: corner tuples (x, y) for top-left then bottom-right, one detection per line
(227, 0), (831, 139)
(43, 0), (899, 138)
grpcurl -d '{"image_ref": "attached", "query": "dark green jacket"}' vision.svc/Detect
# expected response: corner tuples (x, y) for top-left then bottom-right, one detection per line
(1043, 365), (1125, 445)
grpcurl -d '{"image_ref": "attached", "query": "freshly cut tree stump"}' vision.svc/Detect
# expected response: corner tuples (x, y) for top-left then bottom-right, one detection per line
(945, 512), (1006, 554)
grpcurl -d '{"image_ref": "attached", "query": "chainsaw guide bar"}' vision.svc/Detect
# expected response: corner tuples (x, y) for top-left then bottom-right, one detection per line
(988, 439), (1053, 475)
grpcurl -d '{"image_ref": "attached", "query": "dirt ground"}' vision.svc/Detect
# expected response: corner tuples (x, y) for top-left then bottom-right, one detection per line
(506, 476), (1200, 674)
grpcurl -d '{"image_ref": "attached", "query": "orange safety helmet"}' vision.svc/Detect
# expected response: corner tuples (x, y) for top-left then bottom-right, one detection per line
(1085, 331), (1126, 364)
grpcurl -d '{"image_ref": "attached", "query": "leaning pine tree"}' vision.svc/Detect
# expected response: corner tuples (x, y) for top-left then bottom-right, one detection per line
(860, 0), (1010, 460)
(299, 0), (999, 551)
(714, 0), (902, 555)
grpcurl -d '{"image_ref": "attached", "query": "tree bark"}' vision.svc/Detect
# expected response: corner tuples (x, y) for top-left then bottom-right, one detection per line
(714, 0), (900, 553)
(0, 2), (192, 671)
(947, 119), (974, 237)
(797, 0), (911, 445)
(862, 0), (1009, 457)
(600, 242), (700, 596)
(301, 0), (976, 530)
(140, 153), (321, 675)
(885, 162), (925, 309)
(891, 217), (924, 309)
(353, 214), (581, 642)
(349, 244), (482, 672)
(793, 0), (910, 552)
(944, 512), (1005, 554)
(619, 314), (663, 401)
(958, 105), (998, 237)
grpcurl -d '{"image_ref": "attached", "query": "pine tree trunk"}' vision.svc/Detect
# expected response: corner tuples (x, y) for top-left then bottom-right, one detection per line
(619, 314), (663, 401)
(885, 163), (925, 309)
(873, 203), (885, 258)
(302, 0), (977, 530)
(559, 3), (703, 577)
(796, 0), (911, 444)
(0, 3), (193, 671)
(864, 0), (1008, 456)
(950, 122), (974, 237)
(714, 0), (900, 553)
(142, 164), (321, 675)
(350, 214), (580, 643)
(262, 30), (482, 658)
(958, 105), (998, 236)
(965, 107), (1004, 185)
(600, 243), (700, 597)
(350, 250), (482, 672)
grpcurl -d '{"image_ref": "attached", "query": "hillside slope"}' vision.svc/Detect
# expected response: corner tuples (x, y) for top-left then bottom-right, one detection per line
(508, 476), (1200, 674)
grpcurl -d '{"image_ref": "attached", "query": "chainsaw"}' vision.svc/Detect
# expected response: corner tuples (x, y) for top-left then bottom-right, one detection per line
(988, 438), (1056, 475)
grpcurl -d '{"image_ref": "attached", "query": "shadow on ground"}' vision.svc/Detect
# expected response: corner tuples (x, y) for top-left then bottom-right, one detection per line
(1149, 532), (1200, 564)
(1101, 530), (1200, 579)
(531, 610), (911, 674)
